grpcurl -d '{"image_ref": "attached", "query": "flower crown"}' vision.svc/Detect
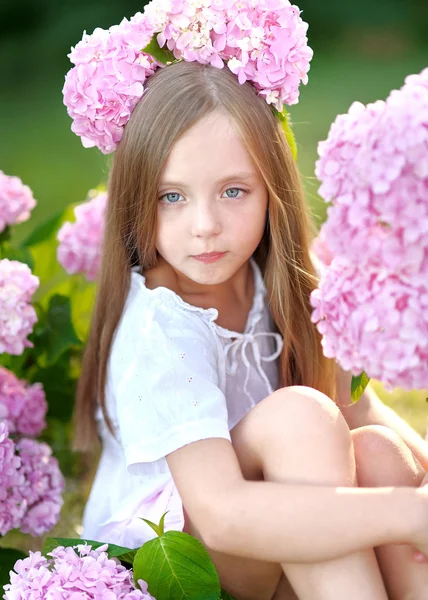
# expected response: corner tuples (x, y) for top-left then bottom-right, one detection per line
(63, 0), (312, 155)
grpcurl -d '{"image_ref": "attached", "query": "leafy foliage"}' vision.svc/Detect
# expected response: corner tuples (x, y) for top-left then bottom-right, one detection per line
(133, 531), (221, 600)
(351, 372), (370, 402)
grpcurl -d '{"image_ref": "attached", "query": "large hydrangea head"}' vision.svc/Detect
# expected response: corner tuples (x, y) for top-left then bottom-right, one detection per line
(4, 544), (155, 600)
(0, 171), (37, 233)
(0, 259), (39, 355)
(311, 68), (428, 391)
(0, 425), (64, 537)
(0, 367), (47, 437)
(57, 189), (107, 281)
(63, 0), (312, 153)
(311, 259), (428, 390)
(15, 438), (65, 536)
(315, 68), (428, 279)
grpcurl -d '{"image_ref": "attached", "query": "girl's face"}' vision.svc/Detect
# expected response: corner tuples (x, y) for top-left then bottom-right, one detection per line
(156, 111), (268, 289)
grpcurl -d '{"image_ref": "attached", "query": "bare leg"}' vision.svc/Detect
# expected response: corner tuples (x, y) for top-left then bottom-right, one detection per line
(232, 386), (388, 600)
(353, 424), (428, 599)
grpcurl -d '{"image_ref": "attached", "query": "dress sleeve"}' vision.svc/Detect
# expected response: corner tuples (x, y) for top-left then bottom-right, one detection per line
(109, 294), (231, 473)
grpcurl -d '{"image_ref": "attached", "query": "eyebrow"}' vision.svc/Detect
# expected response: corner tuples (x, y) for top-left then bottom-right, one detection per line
(159, 172), (258, 188)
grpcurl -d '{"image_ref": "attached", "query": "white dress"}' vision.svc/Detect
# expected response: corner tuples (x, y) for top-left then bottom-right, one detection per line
(82, 257), (283, 549)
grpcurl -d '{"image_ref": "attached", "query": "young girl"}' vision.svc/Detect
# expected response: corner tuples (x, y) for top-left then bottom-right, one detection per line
(70, 22), (428, 600)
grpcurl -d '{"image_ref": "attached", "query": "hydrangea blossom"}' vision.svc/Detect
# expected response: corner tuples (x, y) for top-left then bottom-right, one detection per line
(0, 421), (25, 536)
(0, 171), (37, 233)
(63, 19), (158, 153)
(14, 438), (65, 536)
(0, 367), (47, 437)
(311, 259), (428, 390)
(311, 69), (428, 390)
(63, 0), (312, 153)
(57, 190), (107, 281)
(0, 423), (64, 537)
(314, 72), (428, 280)
(4, 544), (155, 600)
(0, 259), (39, 355)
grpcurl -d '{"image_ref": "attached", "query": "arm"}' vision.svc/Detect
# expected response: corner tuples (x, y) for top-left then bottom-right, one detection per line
(336, 366), (428, 471)
(167, 437), (428, 564)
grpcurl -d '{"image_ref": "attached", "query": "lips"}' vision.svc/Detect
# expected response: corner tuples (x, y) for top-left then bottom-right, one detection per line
(193, 252), (224, 258)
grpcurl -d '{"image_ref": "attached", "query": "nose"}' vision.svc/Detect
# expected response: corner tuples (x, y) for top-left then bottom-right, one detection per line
(191, 200), (221, 238)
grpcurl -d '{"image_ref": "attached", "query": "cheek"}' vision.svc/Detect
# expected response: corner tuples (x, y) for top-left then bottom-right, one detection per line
(155, 213), (178, 253)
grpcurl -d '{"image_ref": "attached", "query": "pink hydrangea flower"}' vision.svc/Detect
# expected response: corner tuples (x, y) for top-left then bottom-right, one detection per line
(315, 70), (428, 279)
(15, 437), (64, 537)
(0, 171), (37, 233)
(224, 0), (312, 108)
(4, 544), (155, 600)
(0, 421), (26, 536)
(57, 190), (107, 281)
(0, 422), (64, 537)
(312, 69), (428, 390)
(0, 367), (47, 437)
(63, 18), (158, 154)
(0, 259), (39, 355)
(63, 0), (312, 152)
(310, 259), (428, 390)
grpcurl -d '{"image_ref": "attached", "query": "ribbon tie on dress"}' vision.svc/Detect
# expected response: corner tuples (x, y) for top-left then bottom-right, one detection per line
(224, 331), (283, 403)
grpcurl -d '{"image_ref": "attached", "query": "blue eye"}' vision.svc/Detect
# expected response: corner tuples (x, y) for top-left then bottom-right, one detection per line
(224, 188), (244, 198)
(161, 192), (183, 204)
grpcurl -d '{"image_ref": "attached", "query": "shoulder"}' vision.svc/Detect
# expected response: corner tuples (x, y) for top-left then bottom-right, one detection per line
(111, 269), (219, 358)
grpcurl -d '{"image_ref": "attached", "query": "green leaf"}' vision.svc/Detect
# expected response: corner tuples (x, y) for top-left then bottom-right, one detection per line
(220, 590), (237, 600)
(0, 548), (27, 589)
(0, 226), (11, 245)
(273, 107), (298, 161)
(21, 210), (65, 247)
(141, 512), (168, 538)
(42, 538), (137, 565)
(142, 34), (175, 65)
(41, 294), (81, 365)
(1, 244), (34, 269)
(31, 361), (77, 422)
(351, 372), (370, 403)
(133, 530), (220, 600)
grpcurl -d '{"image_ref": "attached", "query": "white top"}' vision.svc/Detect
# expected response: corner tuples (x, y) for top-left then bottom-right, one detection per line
(82, 258), (283, 549)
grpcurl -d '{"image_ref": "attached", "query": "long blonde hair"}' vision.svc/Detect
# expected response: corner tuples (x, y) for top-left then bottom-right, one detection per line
(74, 60), (336, 451)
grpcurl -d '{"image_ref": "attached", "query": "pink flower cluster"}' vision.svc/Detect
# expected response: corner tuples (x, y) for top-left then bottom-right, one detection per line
(0, 367), (47, 437)
(0, 421), (23, 535)
(15, 438), (65, 536)
(63, 21), (158, 153)
(0, 171), (37, 233)
(63, 0), (312, 153)
(311, 260), (428, 389)
(4, 544), (154, 600)
(0, 421), (64, 536)
(311, 69), (428, 390)
(0, 259), (39, 355)
(57, 189), (107, 281)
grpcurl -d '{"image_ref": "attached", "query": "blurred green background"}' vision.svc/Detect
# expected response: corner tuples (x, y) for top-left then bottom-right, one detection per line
(0, 0), (427, 543)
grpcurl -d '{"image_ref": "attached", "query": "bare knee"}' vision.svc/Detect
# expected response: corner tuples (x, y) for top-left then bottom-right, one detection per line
(352, 424), (425, 487)
(241, 385), (355, 486)
(260, 385), (348, 443)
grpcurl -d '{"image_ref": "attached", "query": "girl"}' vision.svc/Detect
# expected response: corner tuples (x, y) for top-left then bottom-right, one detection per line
(73, 51), (428, 600)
